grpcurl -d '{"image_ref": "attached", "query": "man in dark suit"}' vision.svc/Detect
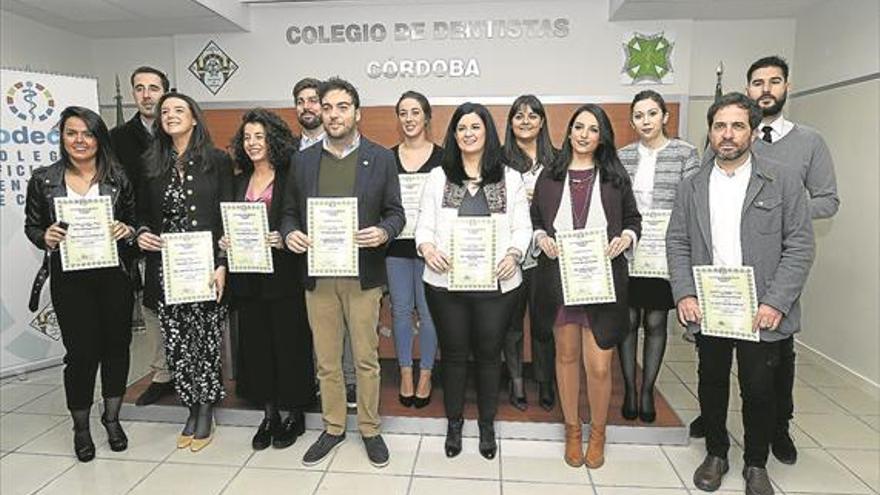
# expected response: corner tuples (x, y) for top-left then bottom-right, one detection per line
(109, 66), (172, 406)
(281, 78), (405, 469)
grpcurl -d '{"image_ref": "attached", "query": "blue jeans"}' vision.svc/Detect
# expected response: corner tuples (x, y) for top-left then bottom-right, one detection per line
(386, 256), (437, 370)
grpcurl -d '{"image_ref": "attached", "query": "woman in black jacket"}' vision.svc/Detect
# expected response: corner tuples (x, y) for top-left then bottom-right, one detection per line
(24, 106), (136, 462)
(136, 92), (233, 452)
(223, 108), (315, 450)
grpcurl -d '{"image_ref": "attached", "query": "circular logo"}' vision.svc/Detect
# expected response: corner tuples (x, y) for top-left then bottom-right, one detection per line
(5, 81), (56, 122)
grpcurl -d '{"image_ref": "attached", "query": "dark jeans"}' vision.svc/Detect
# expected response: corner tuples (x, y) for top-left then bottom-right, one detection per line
(425, 284), (520, 423)
(696, 333), (782, 468)
(775, 336), (795, 431)
(51, 264), (133, 410)
(504, 268), (555, 384)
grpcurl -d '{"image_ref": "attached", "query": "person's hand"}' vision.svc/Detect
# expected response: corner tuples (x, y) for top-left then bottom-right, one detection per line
(356, 226), (388, 248)
(285, 230), (311, 253)
(218, 235), (230, 251)
(676, 296), (702, 326)
(537, 233), (558, 259)
(421, 243), (450, 274)
(496, 254), (518, 281)
(267, 231), (283, 249)
(753, 304), (783, 332)
(605, 235), (632, 259)
(137, 231), (163, 252)
(43, 222), (67, 250)
(111, 221), (133, 241)
(212, 266), (226, 303)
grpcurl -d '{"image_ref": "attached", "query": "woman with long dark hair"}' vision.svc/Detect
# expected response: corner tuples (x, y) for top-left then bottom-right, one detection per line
(616, 90), (700, 423)
(25, 106), (136, 462)
(136, 92), (233, 452)
(415, 102), (532, 460)
(502, 94), (557, 411)
(224, 108), (316, 450)
(388, 91), (441, 408)
(531, 104), (641, 469)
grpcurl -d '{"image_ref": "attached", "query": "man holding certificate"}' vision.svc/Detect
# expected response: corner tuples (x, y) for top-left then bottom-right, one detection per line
(280, 78), (405, 469)
(666, 93), (814, 495)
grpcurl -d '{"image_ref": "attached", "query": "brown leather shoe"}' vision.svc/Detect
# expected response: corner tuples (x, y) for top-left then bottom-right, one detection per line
(564, 424), (584, 467)
(584, 423), (606, 469)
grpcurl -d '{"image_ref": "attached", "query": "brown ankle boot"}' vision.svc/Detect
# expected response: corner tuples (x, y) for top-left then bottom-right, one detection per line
(564, 424), (584, 467)
(584, 423), (606, 469)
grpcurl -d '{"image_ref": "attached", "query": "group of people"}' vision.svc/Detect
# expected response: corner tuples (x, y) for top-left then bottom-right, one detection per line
(24, 54), (837, 495)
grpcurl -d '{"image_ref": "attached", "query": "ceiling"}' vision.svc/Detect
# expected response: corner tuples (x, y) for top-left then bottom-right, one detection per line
(609, 0), (827, 20)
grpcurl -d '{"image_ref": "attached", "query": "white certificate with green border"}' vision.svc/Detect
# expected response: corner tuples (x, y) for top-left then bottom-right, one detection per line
(397, 173), (430, 240)
(557, 227), (616, 305)
(629, 209), (672, 279)
(307, 197), (358, 277)
(693, 265), (759, 342)
(54, 195), (118, 272)
(221, 202), (273, 273)
(449, 216), (497, 291)
(161, 231), (215, 305)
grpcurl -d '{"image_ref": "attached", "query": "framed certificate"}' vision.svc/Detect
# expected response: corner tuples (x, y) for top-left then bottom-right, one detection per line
(221, 202), (273, 273)
(307, 197), (358, 277)
(693, 265), (759, 342)
(397, 173), (430, 239)
(629, 209), (672, 279)
(161, 231), (215, 305)
(449, 216), (497, 291)
(557, 227), (616, 305)
(54, 195), (118, 272)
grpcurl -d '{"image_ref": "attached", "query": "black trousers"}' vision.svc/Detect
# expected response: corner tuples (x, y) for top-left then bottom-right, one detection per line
(775, 336), (795, 431)
(696, 333), (782, 468)
(503, 268), (555, 384)
(50, 264), (133, 410)
(425, 285), (520, 423)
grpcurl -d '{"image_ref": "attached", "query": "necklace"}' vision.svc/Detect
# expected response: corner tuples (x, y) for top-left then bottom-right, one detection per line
(570, 170), (594, 228)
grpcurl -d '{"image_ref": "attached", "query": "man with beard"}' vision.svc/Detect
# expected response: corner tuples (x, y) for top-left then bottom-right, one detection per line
(281, 77), (405, 468)
(110, 66), (174, 406)
(667, 93), (814, 495)
(689, 57), (839, 466)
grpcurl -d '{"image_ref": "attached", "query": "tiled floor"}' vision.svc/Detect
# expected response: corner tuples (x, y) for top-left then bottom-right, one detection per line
(1, 331), (878, 495)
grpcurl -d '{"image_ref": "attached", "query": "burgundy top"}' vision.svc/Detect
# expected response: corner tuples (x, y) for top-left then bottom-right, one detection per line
(555, 168), (596, 327)
(245, 179), (274, 212)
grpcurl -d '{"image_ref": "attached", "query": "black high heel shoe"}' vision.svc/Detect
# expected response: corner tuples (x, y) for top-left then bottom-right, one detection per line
(538, 382), (555, 411)
(478, 421), (497, 460)
(639, 388), (656, 423)
(413, 393), (431, 408)
(621, 388), (638, 420)
(398, 394), (415, 407)
(71, 408), (95, 462)
(508, 378), (527, 411)
(101, 415), (128, 452)
(445, 417), (464, 458)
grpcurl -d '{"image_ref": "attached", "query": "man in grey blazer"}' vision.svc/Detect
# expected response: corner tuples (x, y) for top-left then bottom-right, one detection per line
(667, 93), (814, 495)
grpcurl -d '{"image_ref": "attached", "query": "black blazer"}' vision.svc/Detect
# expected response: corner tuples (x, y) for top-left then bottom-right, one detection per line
(279, 137), (406, 290)
(530, 169), (642, 350)
(228, 164), (306, 300)
(136, 147), (234, 309)
(110, 113), (153, 194)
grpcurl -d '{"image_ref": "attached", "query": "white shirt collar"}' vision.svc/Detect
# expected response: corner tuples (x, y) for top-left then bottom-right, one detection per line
(139, 114), (154, 136)
(300, 130), (326, 150)
(323, 132), (360, 159)
(761, 114), (792, 141)
(713, 155), (753, 178)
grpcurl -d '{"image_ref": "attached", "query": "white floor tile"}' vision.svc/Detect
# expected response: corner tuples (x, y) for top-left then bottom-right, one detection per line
(36, 458), (156, 495)
(796, 364), (853, 388)
(828, 449), (880, 493)
(19, 417), (104, 456)
(0, 383), (58, 412)
(95, 420), (179, 461)
(794, 412), (880, 449)
(316, 471), (410, 495)
(0, 452), (76, 495)
(412, 476), (500, 495)
(663, 345), (697, 363)
(327, 432), (419, 475)
(663, 442), (746, 491)
(768, 448), (872, 494)
(655, 382), (698, 410)
(10, 367), (66, 386)
(595, 487), (689, 495)
(793, 385), (850, 414)
(664, 362), (697, 384)
(860, 415), (880, 431)
(0, 413), (67, 451)
(413, 436), (499, 480)
(588, 444), (682, 488)
(128, 462), (237, 495)
(165, 425), (255, 466)
(223, 467), (323, 495)
(656, 364), (683, 384)
(246, 429), (335, 470)
(819, 386), (880, 415)
(15, 388), (98, 417)
(723, 411), (819, 449)
(500, 439), (590, 484)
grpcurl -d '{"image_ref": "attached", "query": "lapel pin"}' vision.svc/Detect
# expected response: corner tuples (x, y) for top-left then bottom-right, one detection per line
(362, 160), (369, 167)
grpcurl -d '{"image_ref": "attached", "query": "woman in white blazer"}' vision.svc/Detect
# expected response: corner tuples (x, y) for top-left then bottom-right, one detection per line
(415, 102), (532, 461)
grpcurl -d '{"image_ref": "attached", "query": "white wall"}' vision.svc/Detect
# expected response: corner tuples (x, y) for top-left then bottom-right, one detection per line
(0, 11), (94, 76)
(789, 0), (880, 385)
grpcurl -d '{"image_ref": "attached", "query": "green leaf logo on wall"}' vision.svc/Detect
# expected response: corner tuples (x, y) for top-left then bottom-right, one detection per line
(621, 32), (675, 85)
(188, 41), (239, 95)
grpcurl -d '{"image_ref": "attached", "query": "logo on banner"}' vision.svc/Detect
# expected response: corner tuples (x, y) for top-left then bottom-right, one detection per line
(188, 41), (239, 95)
(29, 303), (61, 341)
(621, 31), (675, 85)
(5, 81), (56, 122)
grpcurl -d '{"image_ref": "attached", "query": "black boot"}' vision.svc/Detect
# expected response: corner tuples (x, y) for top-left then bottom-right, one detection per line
(71, 408), (95, 462)
(101, 397), (128, 452)
(508, 378), (527, 411)
(639, 387), (656, 423)
(538, 381), (555, 411)
(478, 421), (497, 460)
(444, 417), (464, 458)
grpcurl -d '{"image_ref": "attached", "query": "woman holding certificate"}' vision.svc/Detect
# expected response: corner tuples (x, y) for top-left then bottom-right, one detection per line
(136, 92), (233, 452)
(24, 106), (136, 462)
(224, 108), (315, 450)
(388, 91), (441, 408)
(415, 102), (532, 460)
(616, 90), (700, 424)
(531, 104), (641, 469)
